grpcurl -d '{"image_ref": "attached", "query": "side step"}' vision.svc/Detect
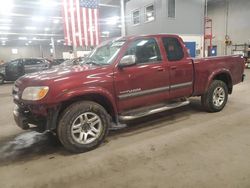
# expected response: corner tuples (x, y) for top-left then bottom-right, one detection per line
(119, 100), (190, 121)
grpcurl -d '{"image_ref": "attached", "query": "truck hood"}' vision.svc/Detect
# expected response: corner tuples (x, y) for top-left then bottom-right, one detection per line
(16, 65), (97, 86)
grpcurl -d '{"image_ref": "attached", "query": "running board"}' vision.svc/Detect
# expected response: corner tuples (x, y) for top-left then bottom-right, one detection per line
(119, 100), (190, 121)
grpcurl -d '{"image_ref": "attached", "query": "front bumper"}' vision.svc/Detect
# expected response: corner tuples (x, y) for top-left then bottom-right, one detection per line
(13, 104), (60, 133)
(12, 82), (60, 132)
(13, 105), (29, 130)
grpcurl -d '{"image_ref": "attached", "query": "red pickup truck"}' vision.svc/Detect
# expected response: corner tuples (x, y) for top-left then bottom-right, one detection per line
(13, 34), (245, 152)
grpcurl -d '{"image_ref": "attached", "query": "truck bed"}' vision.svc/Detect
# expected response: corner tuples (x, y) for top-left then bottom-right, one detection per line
(192, 55), (245, 96)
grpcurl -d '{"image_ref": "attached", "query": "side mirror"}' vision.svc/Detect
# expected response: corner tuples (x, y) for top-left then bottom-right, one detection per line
(118, 55), (136, 68)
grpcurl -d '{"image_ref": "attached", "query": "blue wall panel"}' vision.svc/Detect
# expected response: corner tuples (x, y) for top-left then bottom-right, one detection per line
(184, 42), (196, 57)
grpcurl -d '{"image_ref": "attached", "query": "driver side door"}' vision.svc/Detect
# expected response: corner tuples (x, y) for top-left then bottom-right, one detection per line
(114, 37), (170, 113)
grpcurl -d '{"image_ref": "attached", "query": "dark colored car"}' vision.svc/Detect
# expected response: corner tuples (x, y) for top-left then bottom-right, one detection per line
(0, 58), (50, 84)
(13, 34), (245, 153)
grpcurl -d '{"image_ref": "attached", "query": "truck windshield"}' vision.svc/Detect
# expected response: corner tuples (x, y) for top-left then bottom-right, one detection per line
(81, 40), (126, 66)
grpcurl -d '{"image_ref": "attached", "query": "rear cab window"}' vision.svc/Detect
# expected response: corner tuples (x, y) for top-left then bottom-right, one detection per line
(162, 37), (184, 61)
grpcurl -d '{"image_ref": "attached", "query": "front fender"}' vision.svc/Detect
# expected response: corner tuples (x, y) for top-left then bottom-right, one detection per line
(55, 86), (118, 115)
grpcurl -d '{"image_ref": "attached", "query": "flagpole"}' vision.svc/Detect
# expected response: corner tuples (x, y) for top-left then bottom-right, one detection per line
(120, 0), (126, 37)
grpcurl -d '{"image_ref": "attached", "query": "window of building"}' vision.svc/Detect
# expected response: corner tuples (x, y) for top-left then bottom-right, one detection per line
(168, 0), (175, 18)
(124, 38), (162, 64)
(162, 37), (184, 61)
(145, 4), (155, 22)
(132, 10), (140, 25)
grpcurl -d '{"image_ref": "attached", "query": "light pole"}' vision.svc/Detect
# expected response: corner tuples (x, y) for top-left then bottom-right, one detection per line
(120, 0), (126, 36)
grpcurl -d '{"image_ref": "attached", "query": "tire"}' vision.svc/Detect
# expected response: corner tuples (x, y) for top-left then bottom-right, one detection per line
(201, 80), (228, 112)
(0, 74), (4, 84)
(57, 101), (110, 153)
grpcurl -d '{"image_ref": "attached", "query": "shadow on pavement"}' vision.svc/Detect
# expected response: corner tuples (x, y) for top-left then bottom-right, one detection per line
(0, 131), (63, 166)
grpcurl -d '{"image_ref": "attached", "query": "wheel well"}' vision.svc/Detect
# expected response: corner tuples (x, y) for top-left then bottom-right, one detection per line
(59, 94), (116, 121)
(214, 73), (232, 94)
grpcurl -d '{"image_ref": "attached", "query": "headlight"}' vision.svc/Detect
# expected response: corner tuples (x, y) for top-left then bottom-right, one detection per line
(22, 86), (49, 101)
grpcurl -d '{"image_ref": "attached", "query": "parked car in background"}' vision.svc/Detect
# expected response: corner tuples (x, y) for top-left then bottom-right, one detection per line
(50, 58), (67, 67)
(0, 58), (51, 84)
(0, 63), (7, 83)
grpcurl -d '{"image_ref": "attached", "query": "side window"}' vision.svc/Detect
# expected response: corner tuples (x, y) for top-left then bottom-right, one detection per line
(132, 10), (140, 25)
(33, 59), (43, 65)
(24, 59), (43, 65)
(145, 4), (155, 22)
(124, 38), (162, 64)
(7, 60), (20, 71)
(162, 37), (184, 61)
(23, 59), (34, 65)
(168, 0), (175, 18)
(10, 60), (19, 66)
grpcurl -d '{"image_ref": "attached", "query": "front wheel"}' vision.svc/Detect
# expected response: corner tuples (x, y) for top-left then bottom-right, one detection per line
(57, 101), (110, 153)
(201, 80), (228, 112)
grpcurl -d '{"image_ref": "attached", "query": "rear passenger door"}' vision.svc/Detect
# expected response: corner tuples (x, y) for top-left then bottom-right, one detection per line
(162, 37), (194, 98)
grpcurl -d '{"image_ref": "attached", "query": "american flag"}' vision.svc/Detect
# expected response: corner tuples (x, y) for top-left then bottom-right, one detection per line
(62, 0), (100, 47)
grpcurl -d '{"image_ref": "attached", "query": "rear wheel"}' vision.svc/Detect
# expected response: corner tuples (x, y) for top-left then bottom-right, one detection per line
(57, 101), (110, 153)
(201, 80), (228, 112)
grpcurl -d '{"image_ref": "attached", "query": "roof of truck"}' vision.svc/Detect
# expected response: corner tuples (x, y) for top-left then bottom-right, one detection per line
(98, 34), (183, 47)
(119, 34), (180, 41)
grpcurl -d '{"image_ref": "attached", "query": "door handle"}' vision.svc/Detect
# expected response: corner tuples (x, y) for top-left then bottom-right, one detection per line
(157, 68), (165, 72)
(171, 66), (177, 70)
